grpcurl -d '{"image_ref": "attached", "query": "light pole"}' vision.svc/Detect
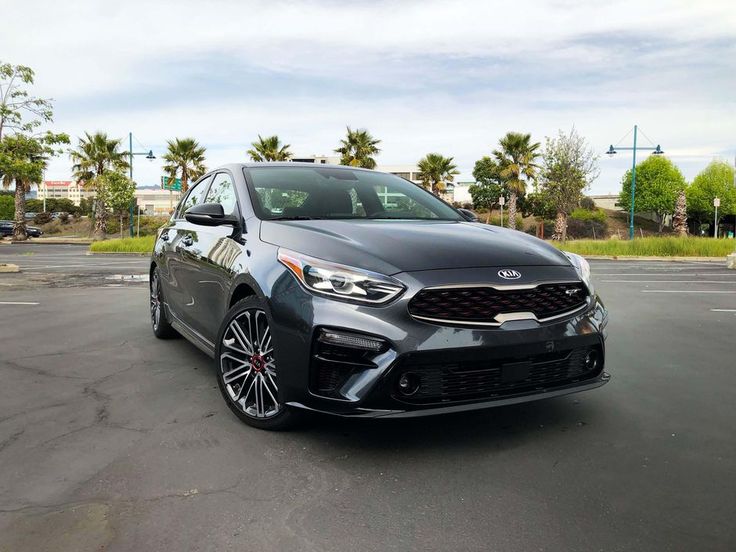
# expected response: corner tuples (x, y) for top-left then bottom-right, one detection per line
(606, 125), (664, 240)
(127, 132), (155, 237)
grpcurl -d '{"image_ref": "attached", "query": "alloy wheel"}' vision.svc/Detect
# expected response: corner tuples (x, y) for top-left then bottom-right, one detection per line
(220, 309), (280, 419)
(150, 272), (162, 330)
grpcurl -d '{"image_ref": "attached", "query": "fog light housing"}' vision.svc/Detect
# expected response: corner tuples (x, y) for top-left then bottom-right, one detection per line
(584, 350), (599, 371)
(397, 372), (421, 396)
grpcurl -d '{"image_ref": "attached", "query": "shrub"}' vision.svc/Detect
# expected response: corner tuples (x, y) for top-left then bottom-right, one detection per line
(570, 208), (606, 223)
(59, 213), (70, 224)
(483, 214), (523, 227)
(0, 195), (13, 219)
(34, 212), (53, 225)
(579, 196), (596, 210)
(566, 218), (607, 239)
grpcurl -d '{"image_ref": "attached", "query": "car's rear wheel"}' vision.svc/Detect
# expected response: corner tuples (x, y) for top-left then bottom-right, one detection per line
(150, 267), (178, 339)
(215, 297), (300, 430)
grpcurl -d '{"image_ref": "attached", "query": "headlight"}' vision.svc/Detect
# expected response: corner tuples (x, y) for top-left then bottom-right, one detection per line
(278, 248), (405, 304)
(562, 251), (593, 293)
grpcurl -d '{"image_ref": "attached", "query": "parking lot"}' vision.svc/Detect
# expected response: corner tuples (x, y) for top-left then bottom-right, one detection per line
(1, 244), (735, 551)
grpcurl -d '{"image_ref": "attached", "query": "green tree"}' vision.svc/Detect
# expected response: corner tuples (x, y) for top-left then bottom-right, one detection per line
(162, 137), (206, 193)
(247, 135), (292, 162)
(493, 132), (541, 230)
(335, 127), (381, 168)
(101, 172), (136, 238)
(686, 160), (736, 229)
(539, 128), (599, 241)
(0, 132), (68, 239)
(469, 156), (505, 222)
(0, 194), (13, 219)
(0, 62), (53, 141)
(416, 153), (459, 196)
(70, 132), (129, 238)
(618, 155), (687, 233)
(524, 190), (557, 220)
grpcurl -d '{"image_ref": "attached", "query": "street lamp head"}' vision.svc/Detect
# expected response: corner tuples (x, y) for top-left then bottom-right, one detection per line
(146, 150), (156, 160)
(652, 145), (664, 155)
(606, 145), (617, 156)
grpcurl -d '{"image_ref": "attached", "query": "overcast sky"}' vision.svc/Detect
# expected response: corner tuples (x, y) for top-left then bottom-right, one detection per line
(3, 0), (735, 194)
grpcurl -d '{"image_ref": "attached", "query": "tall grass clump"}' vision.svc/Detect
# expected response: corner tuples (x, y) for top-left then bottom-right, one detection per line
(555, 237), (734, 257)
(89, 236), (155, 253)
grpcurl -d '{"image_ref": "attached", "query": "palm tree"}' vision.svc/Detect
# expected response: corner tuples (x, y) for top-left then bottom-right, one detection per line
(493, 132), (541, 230)
(70, 132), (129, 238)
(335, 127), (381, 169)
(0, 134), (51, 240)
(247, 135), (292, 162)
(162, 138), (207, 193)
(417, 153), (460, 196)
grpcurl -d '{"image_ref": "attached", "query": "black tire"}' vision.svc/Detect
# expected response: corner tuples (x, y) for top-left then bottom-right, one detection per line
(150, 267), (178, 339)
(215, 297), (301, 430)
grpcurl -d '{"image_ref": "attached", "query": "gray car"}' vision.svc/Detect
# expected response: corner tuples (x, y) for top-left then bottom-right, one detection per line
(150, 163), (608, 430)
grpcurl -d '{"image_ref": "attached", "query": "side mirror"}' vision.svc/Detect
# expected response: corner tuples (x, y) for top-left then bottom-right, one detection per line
(185, 202), (240, 227)
(457, 208), (479, 222)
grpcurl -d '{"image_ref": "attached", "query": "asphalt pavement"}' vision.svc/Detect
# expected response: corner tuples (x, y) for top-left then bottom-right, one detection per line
(1, 244), (735, 551)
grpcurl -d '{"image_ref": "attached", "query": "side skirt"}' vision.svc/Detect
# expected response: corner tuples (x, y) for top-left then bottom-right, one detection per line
(167, 306), (216, 358)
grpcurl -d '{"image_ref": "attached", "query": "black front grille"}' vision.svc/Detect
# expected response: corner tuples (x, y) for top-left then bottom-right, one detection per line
(408, 282), (587, 324)
(393, 347), (602, 404)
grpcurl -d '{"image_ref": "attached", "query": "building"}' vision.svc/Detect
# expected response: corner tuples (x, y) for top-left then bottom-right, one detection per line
(135, 187), (181, 216)
(37, 181), (94, 206)
(451, 182), (474, 205)
(590, 194), (621, 211)
(290, 154), (341, 165)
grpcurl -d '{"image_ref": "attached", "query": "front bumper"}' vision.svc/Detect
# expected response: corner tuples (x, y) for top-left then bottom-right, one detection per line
(266, 265), (609, 418)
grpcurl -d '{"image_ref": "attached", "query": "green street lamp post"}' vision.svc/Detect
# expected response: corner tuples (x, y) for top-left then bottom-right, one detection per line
(127, 132), (156, 237)
(606, 124), (664, 240)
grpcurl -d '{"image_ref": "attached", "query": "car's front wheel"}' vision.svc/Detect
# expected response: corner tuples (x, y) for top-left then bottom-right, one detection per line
(215, 297), (300, 430)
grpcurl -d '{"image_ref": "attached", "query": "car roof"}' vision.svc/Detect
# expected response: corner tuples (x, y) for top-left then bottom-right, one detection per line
(219, 162), (381, 174)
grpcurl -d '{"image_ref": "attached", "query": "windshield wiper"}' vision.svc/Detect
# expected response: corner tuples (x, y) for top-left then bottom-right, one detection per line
(269, 216), (318, 221)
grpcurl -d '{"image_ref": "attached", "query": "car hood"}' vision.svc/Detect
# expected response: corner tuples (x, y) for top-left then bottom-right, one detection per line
(260, 219), (571, 275)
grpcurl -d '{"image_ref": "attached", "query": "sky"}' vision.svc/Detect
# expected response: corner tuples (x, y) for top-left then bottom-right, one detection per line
(2, 0), (735, 195)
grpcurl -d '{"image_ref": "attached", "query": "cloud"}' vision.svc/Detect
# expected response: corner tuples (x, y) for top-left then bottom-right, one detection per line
(2, 0), (734, 192)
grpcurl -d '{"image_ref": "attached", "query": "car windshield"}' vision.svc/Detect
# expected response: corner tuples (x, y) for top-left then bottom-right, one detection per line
(244, 166), (462, 221)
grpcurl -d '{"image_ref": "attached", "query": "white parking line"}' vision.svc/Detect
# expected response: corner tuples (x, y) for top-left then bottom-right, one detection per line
(641, 290), (736, 294)
(710, 309), (736, 312)
(21, 264), (147, 270)
(595, 273), (734, 277)
(602, 280), (736, 284)
(0, 301), (39, 305)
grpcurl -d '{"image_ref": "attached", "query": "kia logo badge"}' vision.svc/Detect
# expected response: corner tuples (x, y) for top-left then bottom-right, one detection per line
(498, 269), (521, 280)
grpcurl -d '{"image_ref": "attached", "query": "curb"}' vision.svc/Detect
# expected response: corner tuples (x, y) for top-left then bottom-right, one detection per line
(582, 255), (727, 263)
(9, 239), (93, 245)
(86, 251), (150, 256)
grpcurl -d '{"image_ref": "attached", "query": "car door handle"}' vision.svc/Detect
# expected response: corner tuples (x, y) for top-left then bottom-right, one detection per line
(181, 234), (194, 247)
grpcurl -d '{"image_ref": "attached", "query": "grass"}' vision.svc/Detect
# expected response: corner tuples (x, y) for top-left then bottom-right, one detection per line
(89, 236), (155, 253)
(554, 237), (735, 258)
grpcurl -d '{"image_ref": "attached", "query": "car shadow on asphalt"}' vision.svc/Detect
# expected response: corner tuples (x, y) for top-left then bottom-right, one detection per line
(288, 396), (608, 456)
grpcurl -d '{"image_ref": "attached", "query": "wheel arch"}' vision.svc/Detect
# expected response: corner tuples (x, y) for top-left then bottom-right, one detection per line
(228, 275), (266, 309)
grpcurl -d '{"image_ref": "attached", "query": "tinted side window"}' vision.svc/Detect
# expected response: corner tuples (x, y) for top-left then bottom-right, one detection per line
(205, 172), (237, 215)
(178, 175), (212, 218)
